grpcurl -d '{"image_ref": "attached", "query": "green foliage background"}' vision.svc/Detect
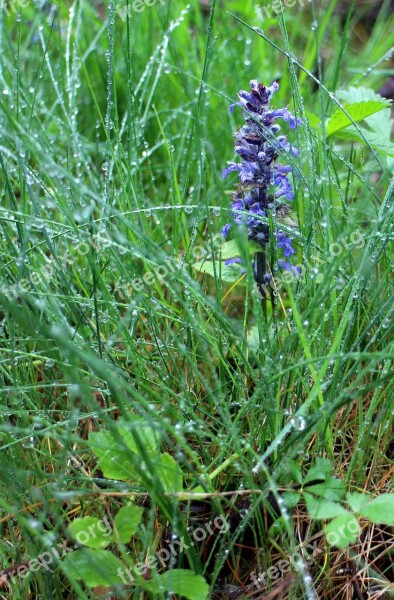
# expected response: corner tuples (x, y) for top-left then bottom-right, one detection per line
(0, 0), (393, 598)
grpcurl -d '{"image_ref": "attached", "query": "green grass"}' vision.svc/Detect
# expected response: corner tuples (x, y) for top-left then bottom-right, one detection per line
(0, 0), (393, 598)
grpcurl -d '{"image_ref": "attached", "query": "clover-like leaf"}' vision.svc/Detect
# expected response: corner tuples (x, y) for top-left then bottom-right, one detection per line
(324, 513), (360, 549)
(358, 493), (394, 525)
(305, 494), (348, 520)
(304, 458), (333, 484)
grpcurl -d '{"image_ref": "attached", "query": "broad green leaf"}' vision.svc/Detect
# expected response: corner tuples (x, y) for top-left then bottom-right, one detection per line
(362, 107), (393, 142)
(193, 237), (261, 283)
(113, 503), (144, 543)
(282, 492), (301, 509)
(304, 458), (333, 484)
(61, 549), (125, 587)
(89, 431), (135, 480)
(89, 422), (161, 481)
(219, 239), (260, 260)
(336, 87), (393, 161)
(305, 494), (347, 519)
(287, 460), (303, 485)
(346, 492), (371, 513)
(67, 517), (113, 549)
(151, 569), (209, 600)
(336, 86), (389, 103)
(192, 259), (245, 284)
(306, 477), (346, 501)
(334, 127), (394, 158)
(117, 422), (161, 456)
(358, 494), (394, 525)
(247, 324), (260, 355)
(324, 513), (360, 549)
(305, 111), (321, 129)
(155, 452), (184, 493)
(326, 100), (391, 137)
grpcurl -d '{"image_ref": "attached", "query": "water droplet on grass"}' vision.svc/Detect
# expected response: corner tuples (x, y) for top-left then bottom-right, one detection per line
(291, 416), (306, 431)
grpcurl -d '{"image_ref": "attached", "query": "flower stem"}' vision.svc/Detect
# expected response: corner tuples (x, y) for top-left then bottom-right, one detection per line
(254, 250), (267, 320)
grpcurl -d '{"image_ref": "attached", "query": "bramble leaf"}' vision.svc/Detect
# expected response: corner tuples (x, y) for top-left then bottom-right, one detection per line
(326, 99), (391, 137)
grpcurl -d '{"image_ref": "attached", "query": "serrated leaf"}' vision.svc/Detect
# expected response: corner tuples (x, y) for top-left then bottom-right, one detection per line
(306, 477), (346, 501)
(113, 503), (143, 543)
(326, 100), (390, 137)
(336, 86), (387, 103)
(346, 492), (371, 513)
(155, 453), (183, 493)
(324, 513), (360, 549)
(305, 494), (348, 519)
(67, 517), (113, 549)
(334, 126), (394, 158)
(304, 458), (333, 484)
(61, 549), (125, 587)
(358, 493), (394, 525)
(305, 111), (321, 129)
(151, 569), (209, 600)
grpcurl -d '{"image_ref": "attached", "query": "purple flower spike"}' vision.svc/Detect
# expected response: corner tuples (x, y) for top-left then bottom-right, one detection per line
(222, 79), (302, 274)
